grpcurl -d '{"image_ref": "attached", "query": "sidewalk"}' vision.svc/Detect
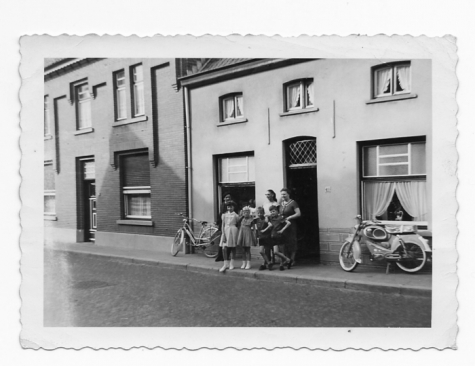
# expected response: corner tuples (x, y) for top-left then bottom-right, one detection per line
(46, 242), (432, 298)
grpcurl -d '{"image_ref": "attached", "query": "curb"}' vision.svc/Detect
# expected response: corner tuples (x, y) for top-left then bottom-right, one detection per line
(49, 247), (431, 298)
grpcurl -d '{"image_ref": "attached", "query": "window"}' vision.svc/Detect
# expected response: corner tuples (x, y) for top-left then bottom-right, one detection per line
(373, 63), (411, 98)
(131, 64), (145, 117)
(44, 163), (56, 215)
(115, 70), (127, 120)
(284, 79), (314, 112)
(44, 96), (51, 136)
(361, 140), (427, 223)
(75, 83), (92, 129)
(121, 152), (151, 219)
(221, 93), (244, 122)
(216, 154), (255, 213)
(219, 155), (255, 183)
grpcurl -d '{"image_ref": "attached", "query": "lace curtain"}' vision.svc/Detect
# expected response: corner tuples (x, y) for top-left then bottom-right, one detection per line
(288, 84), (301, 109)
(364, 181), (427, 221)
(376, 68), (392, 96)
(396, 65), (411, 92)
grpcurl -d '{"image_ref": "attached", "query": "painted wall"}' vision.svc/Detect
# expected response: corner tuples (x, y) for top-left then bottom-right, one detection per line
(188, 59), (432, 232)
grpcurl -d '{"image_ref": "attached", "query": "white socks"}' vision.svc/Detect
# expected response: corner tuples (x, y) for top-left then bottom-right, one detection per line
(219, 260), (229, 273)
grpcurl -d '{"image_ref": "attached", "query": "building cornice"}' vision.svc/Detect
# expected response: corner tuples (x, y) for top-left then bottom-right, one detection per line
(179, 58), (316, 89)
(44, 58), (105, 81)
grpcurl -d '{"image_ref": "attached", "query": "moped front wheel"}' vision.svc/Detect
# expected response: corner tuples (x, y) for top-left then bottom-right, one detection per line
(396, 241), (427, 273)
(339, 241), (359, 272)
(171, 230), (184, 256)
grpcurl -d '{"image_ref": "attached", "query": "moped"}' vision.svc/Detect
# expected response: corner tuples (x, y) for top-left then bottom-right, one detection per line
(339, 215), (431, 273)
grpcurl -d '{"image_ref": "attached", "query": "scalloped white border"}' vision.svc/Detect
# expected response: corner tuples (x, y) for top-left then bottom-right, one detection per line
(19, 34), (458, 350)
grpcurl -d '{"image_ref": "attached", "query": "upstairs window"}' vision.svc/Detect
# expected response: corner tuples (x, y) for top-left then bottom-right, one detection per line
(220, 93), (244, 122)
(284, 79), (314, 112)
(44, 95), (51, 136)
(131, 64), (145, 117)
(373, 63), (411, 98)
(114, 70), (127, 120)
(121, 152), (151, 220)
(75, 83), (92, 129)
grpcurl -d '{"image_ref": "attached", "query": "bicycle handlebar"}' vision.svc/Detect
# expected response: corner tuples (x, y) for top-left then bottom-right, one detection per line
(175, 213), (217, 226)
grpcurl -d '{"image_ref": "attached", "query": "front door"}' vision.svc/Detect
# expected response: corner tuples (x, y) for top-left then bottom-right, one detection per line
(85, 181), (96, 242)
(285, 138), (320, 259)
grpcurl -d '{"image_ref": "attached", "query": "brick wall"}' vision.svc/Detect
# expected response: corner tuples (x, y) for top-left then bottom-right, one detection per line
(44, 58), (187, 244)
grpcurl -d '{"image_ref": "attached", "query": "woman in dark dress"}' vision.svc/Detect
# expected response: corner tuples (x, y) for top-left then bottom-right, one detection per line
(279, 188), (301, 268)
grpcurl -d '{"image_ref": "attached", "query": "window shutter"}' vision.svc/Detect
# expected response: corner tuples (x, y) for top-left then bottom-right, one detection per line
(122, 153), (150, 187)
(44, 164), (55, 190)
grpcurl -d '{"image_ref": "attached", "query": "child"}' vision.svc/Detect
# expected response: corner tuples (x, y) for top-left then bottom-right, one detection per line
(255, 206), (273, 271)
(262, 205), (291, 271)
(219, 201), (240, 273)
(237, 206), (256, 269)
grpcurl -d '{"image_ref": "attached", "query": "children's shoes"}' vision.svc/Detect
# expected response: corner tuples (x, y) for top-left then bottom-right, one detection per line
(245, 261), (251, 270)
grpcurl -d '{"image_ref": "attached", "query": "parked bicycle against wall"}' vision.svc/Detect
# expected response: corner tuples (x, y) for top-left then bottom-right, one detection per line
(339, 215), (431, 274)
(171, 213), (221, 258)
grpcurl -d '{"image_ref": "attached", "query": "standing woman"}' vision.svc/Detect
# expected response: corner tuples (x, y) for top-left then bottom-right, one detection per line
(280, 188), (301, 268)
(262, 189), (278, 216)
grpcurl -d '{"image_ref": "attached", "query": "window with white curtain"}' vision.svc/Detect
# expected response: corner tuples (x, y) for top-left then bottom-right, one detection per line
(361, 140), (427, 224)
(75, 83), (92, 129)
(131, 64), (145, 117)
(115, 70), (127, 120)
(373, 63), (411, 98)
(221, 93), (244, 122)
(284, 79), (314, 112)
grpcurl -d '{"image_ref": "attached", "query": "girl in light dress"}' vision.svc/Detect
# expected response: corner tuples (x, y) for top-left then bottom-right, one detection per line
(219, 201), (240, 273)
(237, 206), (257, 269)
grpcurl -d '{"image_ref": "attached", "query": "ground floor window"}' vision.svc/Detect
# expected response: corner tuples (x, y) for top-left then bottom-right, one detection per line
(44, 162), (56, 216)
(120, 152), (151, 219)
(361, 139), (427, 224)
(217, 153), (255, 212)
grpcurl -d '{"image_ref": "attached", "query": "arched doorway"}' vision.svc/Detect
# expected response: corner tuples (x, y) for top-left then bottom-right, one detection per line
(284, 137), (320, 260)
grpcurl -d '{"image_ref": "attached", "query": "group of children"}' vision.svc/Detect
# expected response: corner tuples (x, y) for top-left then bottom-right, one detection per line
(218, 201), (293, 273)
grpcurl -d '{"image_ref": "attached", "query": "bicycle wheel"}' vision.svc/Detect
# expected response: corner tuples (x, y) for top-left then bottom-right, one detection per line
(339, 241), (359, 272)
(396, 241), (427, 273)
(200, 226), (221, 258)
(171, 230), (184, 256)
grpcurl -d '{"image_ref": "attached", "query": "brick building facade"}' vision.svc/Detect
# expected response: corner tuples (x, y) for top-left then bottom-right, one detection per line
(44, 58), (204, 250)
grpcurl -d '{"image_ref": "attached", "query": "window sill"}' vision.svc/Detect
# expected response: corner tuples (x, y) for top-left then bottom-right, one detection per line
(74, 127), (94, 135)
(366, 93), (418, 104)
(113, 115), (148, 127)
(217, 118), (248, 127)
(44, 134), (53, 140)
(44, 215), (57, 221)
(279, 108), (319, 117)
(116, 219), (153, 226)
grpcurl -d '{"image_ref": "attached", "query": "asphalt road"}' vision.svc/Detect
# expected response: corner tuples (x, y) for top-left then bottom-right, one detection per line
(44, 249), (431, 327)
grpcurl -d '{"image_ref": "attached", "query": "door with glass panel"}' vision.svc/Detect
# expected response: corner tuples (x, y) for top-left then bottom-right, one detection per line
(82, 160), (96, 242)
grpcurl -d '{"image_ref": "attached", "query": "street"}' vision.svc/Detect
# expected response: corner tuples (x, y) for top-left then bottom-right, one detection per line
(44, 249), (431, 327)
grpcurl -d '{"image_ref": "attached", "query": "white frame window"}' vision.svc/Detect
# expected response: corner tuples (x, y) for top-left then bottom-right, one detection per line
(373, 63), (411, 98)
(363, 142), (426, 178)
(123, 186), (151, 219)
(44, 162), (56, 216)
(44, 190), (56, 215)
(132, 64), (145, 117)
(115, 70), (127, 120)
(285, 79), (314, 111)
(219, 155), (255, 183)
(75, 83), (92, 129)
(221, 93), (244, 121)
(44, 95), (51, 136)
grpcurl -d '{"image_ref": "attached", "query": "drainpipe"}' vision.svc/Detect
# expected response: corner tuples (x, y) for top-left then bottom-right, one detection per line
(184, 86), (193, 254)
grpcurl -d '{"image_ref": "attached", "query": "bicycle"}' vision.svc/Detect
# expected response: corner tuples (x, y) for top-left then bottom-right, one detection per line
(171, 213), (221, 258)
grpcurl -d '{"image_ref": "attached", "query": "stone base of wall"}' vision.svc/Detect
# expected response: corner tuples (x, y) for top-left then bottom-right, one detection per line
(96, 231), (172, 251)
(319, 228), (352, 264)
(44, 227), (78, 246)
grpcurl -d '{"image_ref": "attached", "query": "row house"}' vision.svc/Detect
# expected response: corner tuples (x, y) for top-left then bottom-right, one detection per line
(44, 58), (205, 250)
(179, 58), (432, 262)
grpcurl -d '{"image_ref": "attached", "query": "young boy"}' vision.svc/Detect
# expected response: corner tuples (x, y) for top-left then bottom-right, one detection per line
(255, 207), (273, 270)
(261, 205), (292, 271)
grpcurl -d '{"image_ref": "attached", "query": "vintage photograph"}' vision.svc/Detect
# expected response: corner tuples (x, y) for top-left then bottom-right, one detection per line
(43, 57), (432, 327)
(19, 35), (457, 350)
